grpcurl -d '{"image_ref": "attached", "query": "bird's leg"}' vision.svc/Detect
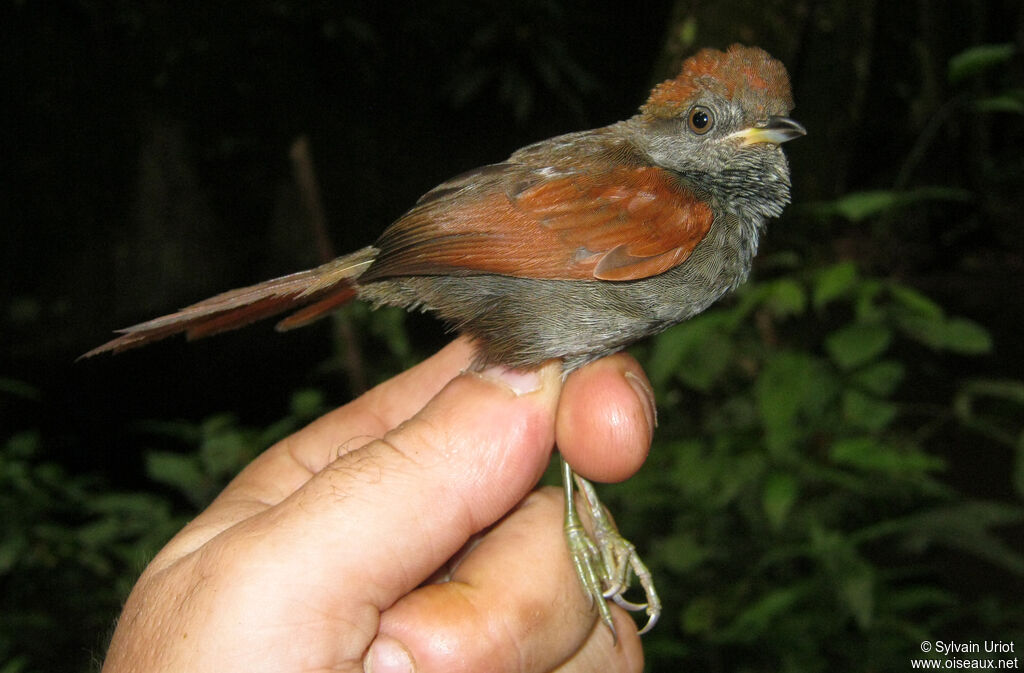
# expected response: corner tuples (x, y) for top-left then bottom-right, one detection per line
(561, 456), (661, 637)
(562, 456), (617, 635)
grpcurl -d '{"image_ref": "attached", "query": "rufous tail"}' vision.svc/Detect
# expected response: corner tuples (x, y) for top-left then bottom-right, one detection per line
(82, 246), (377, 357)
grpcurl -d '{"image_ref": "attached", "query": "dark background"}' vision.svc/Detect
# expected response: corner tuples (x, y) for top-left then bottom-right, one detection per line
(3, 1), (1023, 671)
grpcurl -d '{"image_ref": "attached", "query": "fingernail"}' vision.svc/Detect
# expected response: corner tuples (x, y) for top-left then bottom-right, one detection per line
(625, 371), (658, 431)
(364, 635), (415, 673)
(476, 365), (543, 396)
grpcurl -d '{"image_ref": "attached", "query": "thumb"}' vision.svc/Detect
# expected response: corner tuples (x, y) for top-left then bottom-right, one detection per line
(254, 361), (565, 612)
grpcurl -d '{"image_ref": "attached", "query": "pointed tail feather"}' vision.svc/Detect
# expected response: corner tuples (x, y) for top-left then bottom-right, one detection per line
(82, 247), (377, 358)
(273, 289), (361, 331)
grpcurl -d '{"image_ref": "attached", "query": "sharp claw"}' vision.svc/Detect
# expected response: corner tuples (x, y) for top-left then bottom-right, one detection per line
(636, 609), (659, 636)
(601, 577), (625, 599)
(611, 594), (648, 612)
(624, 542), (661, 635)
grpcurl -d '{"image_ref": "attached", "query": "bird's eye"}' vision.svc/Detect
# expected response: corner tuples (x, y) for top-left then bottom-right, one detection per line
(687, 106), (714, 135)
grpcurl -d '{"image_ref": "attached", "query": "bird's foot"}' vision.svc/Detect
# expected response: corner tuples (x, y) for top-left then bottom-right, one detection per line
(564, 514), (618, 635)
(561, 459), (661, 639)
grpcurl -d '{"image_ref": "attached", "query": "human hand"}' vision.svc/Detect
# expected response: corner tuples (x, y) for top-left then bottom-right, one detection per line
(101, 337), (656, 673)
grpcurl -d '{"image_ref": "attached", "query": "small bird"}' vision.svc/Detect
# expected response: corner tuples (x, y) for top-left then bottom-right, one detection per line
(87, 44), (804, 637)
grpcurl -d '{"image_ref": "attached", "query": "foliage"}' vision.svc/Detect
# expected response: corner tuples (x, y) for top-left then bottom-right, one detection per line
(605, 261), (1023, 671)
(0, 389), (326, 672)
(0, 429), (179, 673)
(138, 387), (328, 507)
(948, 43), (1017, 86)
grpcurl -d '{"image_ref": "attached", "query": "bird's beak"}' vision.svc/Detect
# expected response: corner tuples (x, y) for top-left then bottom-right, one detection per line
(730, 116), (807, 146)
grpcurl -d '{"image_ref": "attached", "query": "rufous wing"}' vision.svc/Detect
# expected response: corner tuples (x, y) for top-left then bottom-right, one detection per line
(361, 163), (714, 283)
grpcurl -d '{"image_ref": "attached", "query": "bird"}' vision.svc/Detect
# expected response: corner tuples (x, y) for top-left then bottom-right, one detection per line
(86, 43), (805, 637)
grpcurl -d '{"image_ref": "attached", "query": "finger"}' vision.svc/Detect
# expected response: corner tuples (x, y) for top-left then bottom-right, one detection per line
(367, 489), (643, 673)
(283, 337), (480, 466)
(555, 352), (656, 483)
(217, 361), (566, 621)
(241, 337), (478, 493)
(177, 338), (478, 537)
(366, 489), (581, 673)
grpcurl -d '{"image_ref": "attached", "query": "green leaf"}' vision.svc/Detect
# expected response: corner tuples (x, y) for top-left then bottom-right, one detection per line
(0, 378), (41, 401)
(290, 388), (325, 419)
(831, 190), (898, 221)
(941, 318), (993, 354)
(723, 585), (806, 640)
(895, 315), (946, 349)
(200, 429), (252, 478)
(813, 261), (858, 309)
(822, 187), (972, 222)
(953, 380), (1024, 477)
(656, 532), (710, 574)
(898, 315), (992, 353)
(853, 279), (886, 322)
(889, 284), (944, 319)
(825, 323), (892, 370)
(974, 95), (1024, 114)
(4, 431), (40, 459)
(885, 585), (957, 613)
(852, 360), (905, 396)
(954, 376), (1024, 403)
(677, 334), (733, 391)
(830, 437), (944, 475)
(75, 515), (123, 548)
(843, 390), (898, 431)
(0, 534), (27, 574)
(766, 278), (806, 317)
(756, 352), (837, 454)
(369, 305), (413, 362)
(676, 14), (698, 48)
(647, 314), (733, 391)
(763, 472), (799, 529)
(809, 527), (877, 629)
(895, 502), (1024, 575)
(948, 43), (1016, 84)
(1, 655), (30, 673)
(145, 451), (204, 495)
(682, 595), (717, 635)
(839, 563), (875, 629)
(132, 418), (201, 444)
(200, 413), (239, 435)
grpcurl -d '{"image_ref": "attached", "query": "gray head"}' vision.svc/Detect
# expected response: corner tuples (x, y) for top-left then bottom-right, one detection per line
(624, 44), (805, 219)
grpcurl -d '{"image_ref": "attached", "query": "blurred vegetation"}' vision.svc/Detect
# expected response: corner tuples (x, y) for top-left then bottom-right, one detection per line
(2, 1), (1023, 672)
(611, 265), (1024, 670)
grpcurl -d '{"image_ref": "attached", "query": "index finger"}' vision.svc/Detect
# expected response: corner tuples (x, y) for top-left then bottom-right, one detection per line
(244, 338), (476, 478)
(282, 337), (479, 468)
(174, 338), (478, 544)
